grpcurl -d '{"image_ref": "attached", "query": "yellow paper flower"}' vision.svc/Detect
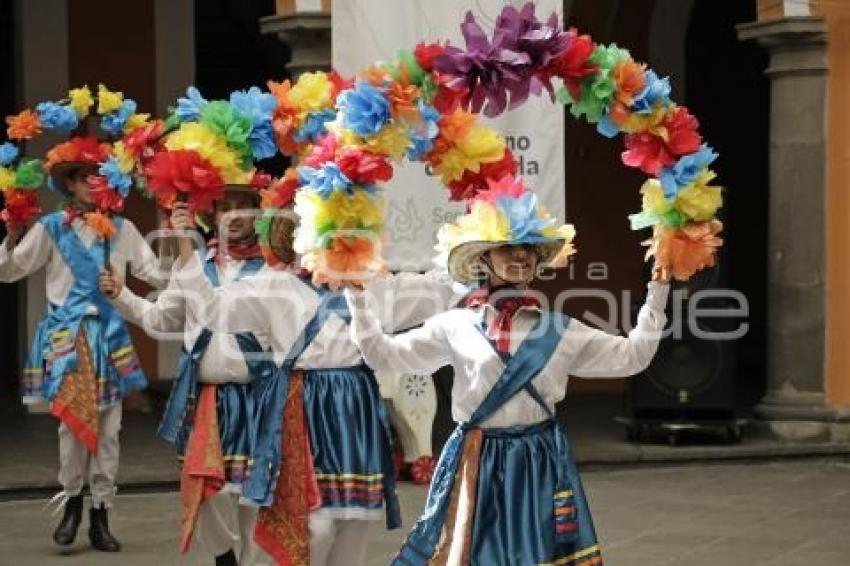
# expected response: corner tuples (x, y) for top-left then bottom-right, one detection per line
(622, 103), (667, 136)
(0, 167), (14, 190)
(675, 169), (723, 221)
(165, 122), (250, 184)
(97, 84), (124, 114)
(124, 113), (150, 132)
(360, 122), (411, 160)
(435, 124), (506, 183)
(464, 201), (510, 242)
(640, 178), (672, 216)
(68, 85), (94, 117)
(112, 142), (136, 173)
(288, 72), (332, 112)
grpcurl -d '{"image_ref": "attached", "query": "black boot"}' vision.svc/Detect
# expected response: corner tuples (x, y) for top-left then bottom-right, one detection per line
(215, 549), (237, 566)
(88, 505), (121, 552)
(53, 495), (83, 546)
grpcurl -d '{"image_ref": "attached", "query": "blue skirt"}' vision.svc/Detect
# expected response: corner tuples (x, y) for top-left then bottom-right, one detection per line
(303, 365), (394, 515)
(175, 381), (253, 486)
(471, 421), (602, 566)
(22, 315), (120, 409)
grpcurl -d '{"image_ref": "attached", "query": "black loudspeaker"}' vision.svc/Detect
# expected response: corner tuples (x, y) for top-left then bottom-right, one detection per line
(626, 294), (742, 422)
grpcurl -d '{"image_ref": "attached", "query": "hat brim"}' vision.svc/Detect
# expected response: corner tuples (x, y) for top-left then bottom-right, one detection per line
(446, 238), (568, 284)
(49, 161), (99, 194)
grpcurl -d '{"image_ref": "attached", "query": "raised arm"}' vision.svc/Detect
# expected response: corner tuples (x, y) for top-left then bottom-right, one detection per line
(109, 276), (186, 336)
(567, 281), (670, 378)
(346, 288), (453, 376)
(0, 222), (51, 283)
(121, 219), (169, 289)
(365, 269), (464, 332)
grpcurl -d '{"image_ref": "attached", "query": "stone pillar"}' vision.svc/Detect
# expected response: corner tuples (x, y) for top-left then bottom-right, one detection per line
(260, 1), (331, 77)
(738, 17), (850, 442)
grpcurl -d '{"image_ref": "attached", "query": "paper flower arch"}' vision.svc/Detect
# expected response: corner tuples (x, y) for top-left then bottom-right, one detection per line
(268, 1), (723, 286)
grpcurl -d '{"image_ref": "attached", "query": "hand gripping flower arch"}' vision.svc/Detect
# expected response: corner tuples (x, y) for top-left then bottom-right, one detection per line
(269, 1), (723, 286)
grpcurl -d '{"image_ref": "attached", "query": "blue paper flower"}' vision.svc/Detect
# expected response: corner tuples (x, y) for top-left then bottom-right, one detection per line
(632, 70), (671, 114)
(501, 192), (550, 240)
(659, 144), (718, 198)
(175, 87), (208, 122)
(596, 113), (620, 138)
(338, 82), (391, 137)
(101, 100), (137, 135)
(407, 101), (440, 161)
(294, 109), (336, 144)
(298, 163), (352, 199)
(0, 142), (19, 166)
(248, 121), (278, 161)
(230, 87), (278, 126)
(99, 157), (133, 197)
(36, 102), (79, 132)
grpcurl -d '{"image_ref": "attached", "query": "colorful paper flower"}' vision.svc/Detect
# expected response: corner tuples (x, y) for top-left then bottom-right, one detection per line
(68, 85), (94, 117)
(36, 102), (79, 132)
(87, 175), (126, 212)
(0, 167), (13, 190)
(658, 144), (718, 198)
(100, 99), (137, 136)
(632, 70), (671, 114)
(144, 149), (225, 212)
(298, 162), (353, 198)
(622, 106), (702, 176)
(175, 87), (209, 122)
(647, 220), (723, 282)
(99, 157), (133, 197)
(447, 148), (517, 201)
(44, 136), (111, 170)
(336, 148), (393, 186)
(287, 71), (334, 112)
(0, 142), (19, 166)
(84, 211), (117, 239)
(97, 84), (124, 114)
(6, 109), (42, 140)
(293, 109), (336, 144)
(13, 159), (44, 189)
(338, 82), (391, 137)
(550, 29), (598, 102)
(1, 189), (42, 227)
(164, 122), (251, 185)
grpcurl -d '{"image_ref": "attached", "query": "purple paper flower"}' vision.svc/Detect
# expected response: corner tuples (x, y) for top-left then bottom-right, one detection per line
(434, 3), (570, 117)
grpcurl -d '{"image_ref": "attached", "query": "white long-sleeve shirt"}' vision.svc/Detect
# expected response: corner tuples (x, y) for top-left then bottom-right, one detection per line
(169, 253), (463, 369)
(110, 251), (268, 384)
(347, 282), (670, 429)
(0, 216), (167, 308)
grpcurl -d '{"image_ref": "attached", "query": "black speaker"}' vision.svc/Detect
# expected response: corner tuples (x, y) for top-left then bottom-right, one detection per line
(626, 294), (742, 422)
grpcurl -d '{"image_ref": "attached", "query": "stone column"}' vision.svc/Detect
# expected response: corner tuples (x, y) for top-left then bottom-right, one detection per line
(738, 17), (850, 442)
(259, 1), (331, 77)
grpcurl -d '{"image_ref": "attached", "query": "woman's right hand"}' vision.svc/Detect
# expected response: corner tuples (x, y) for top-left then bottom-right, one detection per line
(99, 271), (124, 299)
(170, 203), (197, 261)
(4, 223), (25, 250)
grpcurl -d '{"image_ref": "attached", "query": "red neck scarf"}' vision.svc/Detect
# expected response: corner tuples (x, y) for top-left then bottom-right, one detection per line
(463, 286), (541, 353)
(207, 237), (262, 266)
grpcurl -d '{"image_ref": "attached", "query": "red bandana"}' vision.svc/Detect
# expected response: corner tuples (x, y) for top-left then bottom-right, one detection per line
(207, 237), (263, 265)
(464, 287), (541, 353)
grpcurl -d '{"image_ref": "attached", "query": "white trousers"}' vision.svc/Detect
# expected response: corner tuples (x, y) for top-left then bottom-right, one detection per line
(57, 403), (122, 508)
(193, 490), (272, 565)
(309, 515), (370, 566)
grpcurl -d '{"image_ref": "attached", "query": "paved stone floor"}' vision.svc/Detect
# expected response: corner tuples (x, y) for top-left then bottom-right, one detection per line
(0, 460), (847, 565)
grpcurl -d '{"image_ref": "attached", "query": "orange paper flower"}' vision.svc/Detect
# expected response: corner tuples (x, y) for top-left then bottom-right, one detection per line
(647, 220), (723, 281)
(84, 211), (117, 239)
(6, 109), (43, 140)
(307, 236), (385, 289)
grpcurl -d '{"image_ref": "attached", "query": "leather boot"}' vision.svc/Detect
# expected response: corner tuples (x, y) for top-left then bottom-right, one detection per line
(88, 505), (121, 552)
(52, 494), (83, 546)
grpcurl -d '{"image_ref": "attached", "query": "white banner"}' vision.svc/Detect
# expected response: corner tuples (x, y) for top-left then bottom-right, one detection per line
(332, 0), (565, 271)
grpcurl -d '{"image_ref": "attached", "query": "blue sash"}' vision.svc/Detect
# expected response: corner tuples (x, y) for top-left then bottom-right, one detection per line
(243, 281), (352, 506)
(35, 212), (146, 399)
(158, 254), (272, 445)
(393, 311), (571, 564)
(201, 252), (264, 287)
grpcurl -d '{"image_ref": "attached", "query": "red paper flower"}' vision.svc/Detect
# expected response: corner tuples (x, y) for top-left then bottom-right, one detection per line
(144, 149), (225, 213)
(328, 70), (354, 101)
(302, 134), (339, 168)
(549, 29), (598, 102)
(414, 42), (448, 72)
(337, 148), (394, 185)
(87, 175), (125, 214)
(45, 136), (111, 171)
(122, 120), (165, 163)
(250, 171), (274, 190)
(261, 169), (299, 210)
(447, 148), (518, 201)
(1, 189), (41, 227)
(622, 106), (702, 176)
